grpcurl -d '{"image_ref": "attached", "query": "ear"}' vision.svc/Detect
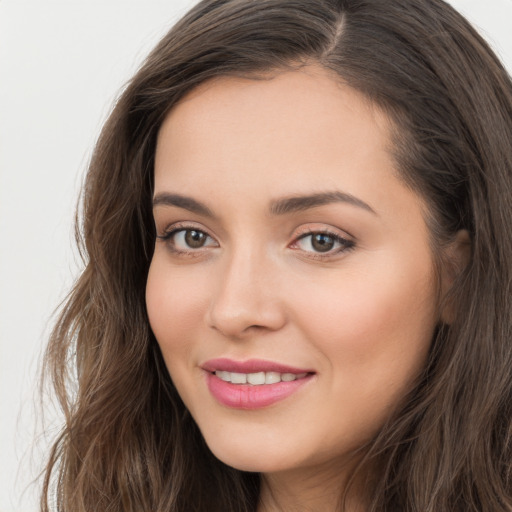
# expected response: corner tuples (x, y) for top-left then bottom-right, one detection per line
(439, 229), (471, 324)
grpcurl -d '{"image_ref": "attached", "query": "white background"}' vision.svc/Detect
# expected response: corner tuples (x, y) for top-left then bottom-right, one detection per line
(1, 1), (511, 511)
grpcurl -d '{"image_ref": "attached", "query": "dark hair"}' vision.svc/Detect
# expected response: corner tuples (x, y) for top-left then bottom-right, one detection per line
(42, 0), (512, 510)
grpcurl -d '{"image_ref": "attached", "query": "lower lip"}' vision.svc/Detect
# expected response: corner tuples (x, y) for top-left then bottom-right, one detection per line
(205, 372), (313, 409)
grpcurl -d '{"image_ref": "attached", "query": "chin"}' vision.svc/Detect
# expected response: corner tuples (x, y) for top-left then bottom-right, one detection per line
(201, 429), (305, 473)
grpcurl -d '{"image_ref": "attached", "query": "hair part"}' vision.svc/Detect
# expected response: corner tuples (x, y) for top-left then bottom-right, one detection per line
(42, 1), (512, 510)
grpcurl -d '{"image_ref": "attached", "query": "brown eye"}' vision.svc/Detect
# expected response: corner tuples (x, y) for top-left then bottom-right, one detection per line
(184, 230), (208, 248)
(160, 228), (218, 252)
(311, 233), (335, 252)
(294, 231), (354, 256)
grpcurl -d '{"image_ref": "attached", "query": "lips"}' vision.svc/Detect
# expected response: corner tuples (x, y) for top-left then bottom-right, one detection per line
(202, 357), (313, 374)
(201, 358), (315, 409)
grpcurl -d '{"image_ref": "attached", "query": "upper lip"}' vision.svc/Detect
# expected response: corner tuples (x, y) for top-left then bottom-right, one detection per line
(201, 358), (314, 374)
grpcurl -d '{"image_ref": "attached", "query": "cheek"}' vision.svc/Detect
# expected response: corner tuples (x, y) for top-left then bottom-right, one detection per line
(291, 261), (438, 383)
(145, 259), (207, 361)
(289, 267), (437, 445)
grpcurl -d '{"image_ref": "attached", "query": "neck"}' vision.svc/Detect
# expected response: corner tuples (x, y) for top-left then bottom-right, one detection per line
(257, 460), (367, 512)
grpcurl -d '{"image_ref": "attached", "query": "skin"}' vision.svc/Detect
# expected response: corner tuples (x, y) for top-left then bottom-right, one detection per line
(146, 66), (455, 511)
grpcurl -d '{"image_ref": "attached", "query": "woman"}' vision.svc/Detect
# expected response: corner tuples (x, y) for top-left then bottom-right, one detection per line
(41, 0), (512, 510)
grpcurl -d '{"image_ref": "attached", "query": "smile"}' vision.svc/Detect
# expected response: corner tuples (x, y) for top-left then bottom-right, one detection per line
(214, 370), (308, 385)
(202, 358), (315, 409)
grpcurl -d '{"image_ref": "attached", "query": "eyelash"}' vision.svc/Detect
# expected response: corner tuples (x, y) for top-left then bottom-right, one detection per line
(291, 229), (355, 259)
(157, 224), (355, 259)
(157, 223), (217, 257)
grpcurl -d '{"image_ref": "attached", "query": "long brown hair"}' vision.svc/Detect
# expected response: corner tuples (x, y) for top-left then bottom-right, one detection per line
(41, 0), (512, 510)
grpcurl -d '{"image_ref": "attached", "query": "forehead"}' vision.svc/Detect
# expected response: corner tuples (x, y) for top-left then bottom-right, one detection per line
(155, 66), (396, 196)
(157, 66), (391, 150)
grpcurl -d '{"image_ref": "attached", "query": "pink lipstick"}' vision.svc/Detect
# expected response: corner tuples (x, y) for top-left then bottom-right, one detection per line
(202, 358), (315, 409)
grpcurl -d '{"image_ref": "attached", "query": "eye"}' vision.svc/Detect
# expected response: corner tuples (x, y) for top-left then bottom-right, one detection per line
(293, 231), (354, 256)
(157, 227), (218, 252)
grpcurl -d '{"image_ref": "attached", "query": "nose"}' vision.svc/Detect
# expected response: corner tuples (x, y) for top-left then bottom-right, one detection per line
(206, 247), (287, 339)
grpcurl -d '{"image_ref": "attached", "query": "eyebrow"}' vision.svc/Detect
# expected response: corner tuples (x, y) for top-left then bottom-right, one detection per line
(269, 191), (377, 216)
(152, 190), (377, 217)
(153, 193), (215, 217)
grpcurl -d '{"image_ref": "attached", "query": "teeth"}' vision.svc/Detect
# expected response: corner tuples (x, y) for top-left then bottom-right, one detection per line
(265, 371), (281, 384)
(217, 371), (231, 381)
(230, 372), (247, 384)
(214, 370), (308, 385)
(247, 372), (265, 385)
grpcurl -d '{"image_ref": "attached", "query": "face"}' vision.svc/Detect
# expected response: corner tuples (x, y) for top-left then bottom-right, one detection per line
(146, 66), (442, 477)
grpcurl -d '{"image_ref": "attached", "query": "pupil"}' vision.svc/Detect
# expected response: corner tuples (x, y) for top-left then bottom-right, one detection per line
(185, 230), (206, 248)
(312, 234), (334, 252)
